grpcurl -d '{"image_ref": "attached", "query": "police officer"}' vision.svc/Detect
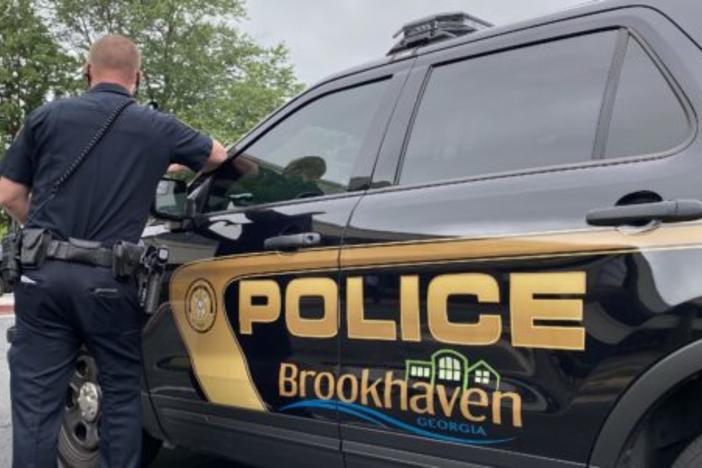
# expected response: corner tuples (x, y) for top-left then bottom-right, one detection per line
(0, 35), (227, 467)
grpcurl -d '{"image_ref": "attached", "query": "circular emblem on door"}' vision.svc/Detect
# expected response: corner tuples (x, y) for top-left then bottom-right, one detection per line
(186, 281), (216, 333)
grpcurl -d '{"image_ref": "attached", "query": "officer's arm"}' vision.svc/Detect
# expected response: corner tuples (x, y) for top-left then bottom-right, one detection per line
(201, 139), (228, 173)
(1, 119), (35, 223)
(167, 139), (227, 175)
(0, 178), (30, 224)
(166, 113), (227, 174)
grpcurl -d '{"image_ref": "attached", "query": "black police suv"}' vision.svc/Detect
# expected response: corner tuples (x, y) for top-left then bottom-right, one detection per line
(32, 0), (702, 466)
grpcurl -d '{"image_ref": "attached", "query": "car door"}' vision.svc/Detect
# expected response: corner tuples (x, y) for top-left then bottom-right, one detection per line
(141, 62), (412, 467)
(336, 8), (702, 468)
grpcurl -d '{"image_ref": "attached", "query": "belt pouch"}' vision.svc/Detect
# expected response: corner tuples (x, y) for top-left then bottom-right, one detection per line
(20, 228), (51, 268)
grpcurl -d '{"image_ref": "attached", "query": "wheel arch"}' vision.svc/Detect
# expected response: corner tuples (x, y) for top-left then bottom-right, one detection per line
(589, 338), (702, 467)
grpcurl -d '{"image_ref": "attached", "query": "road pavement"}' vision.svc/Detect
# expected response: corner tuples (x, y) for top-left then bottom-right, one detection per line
(0, 314), (242, 467)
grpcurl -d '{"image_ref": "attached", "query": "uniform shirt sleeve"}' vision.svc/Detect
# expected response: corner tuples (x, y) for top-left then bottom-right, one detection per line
(1, 118), (36, 187)
(164, 115), (213, 171)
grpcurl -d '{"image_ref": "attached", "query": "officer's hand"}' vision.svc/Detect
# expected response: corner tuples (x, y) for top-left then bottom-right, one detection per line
(167, 164), (189, 174)
(202, 139), (228, 173)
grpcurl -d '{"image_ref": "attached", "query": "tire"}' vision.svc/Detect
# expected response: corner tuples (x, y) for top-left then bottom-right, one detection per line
(58, 429), (161, 468)
(673, 434), (702, 468)
(57, 351), (162, 467)
(58, 353), (100, 468)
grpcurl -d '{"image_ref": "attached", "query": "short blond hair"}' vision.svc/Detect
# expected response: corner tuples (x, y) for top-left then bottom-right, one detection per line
(88, 34), (141, 80)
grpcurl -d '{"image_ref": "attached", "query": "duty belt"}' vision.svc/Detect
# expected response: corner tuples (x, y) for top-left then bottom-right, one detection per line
(46, 239), (113, 268)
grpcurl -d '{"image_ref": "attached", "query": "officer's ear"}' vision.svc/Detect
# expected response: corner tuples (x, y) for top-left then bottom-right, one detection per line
(83, 64), (92, 87)
(134, 70), (142, 97)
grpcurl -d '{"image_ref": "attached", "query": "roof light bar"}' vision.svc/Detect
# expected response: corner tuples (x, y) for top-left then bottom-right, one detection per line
(388, 12), (493, 56)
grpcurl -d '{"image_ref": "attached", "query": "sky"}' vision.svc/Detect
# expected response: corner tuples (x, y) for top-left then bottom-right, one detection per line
(241, 0), (589, 86)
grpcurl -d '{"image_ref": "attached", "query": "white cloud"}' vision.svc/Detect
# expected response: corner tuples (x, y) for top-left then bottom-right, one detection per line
(241, 0), (587, 85)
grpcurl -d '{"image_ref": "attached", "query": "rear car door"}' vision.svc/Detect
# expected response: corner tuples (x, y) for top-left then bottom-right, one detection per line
(141, 63), (411, 466)
(336, 8), (702, 468)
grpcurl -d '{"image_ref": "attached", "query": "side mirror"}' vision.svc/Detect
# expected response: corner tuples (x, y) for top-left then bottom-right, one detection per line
(152, 178), (189, 220)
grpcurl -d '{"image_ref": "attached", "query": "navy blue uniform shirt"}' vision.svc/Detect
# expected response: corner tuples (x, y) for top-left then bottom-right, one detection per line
(2, 83), (212, 245)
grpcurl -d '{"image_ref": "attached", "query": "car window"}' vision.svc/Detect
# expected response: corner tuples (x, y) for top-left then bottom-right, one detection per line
(399, 32), (619, 186)
(206, 80), (389, 212)
(604, 36), (689, 158)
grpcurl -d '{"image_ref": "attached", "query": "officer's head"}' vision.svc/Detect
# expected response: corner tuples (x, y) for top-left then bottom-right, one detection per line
(84, 34), (142, 96)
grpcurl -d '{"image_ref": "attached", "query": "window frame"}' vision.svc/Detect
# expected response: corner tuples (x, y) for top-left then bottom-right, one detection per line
(595, 29), (693, 160)
(367, 9), (697, 192)
(200, 63), (413, 216)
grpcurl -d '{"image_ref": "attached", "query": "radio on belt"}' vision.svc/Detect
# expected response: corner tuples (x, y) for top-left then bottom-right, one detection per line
(137, 245), (170, 315)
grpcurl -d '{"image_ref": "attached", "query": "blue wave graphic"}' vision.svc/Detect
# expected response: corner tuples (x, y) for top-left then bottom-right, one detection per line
(280, 399), (515, 446)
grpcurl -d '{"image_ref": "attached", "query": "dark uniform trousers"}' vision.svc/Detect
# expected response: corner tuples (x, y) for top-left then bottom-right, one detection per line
(9, 260), (143, 467)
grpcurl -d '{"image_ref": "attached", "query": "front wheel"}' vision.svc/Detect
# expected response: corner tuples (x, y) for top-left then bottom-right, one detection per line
(57, 352), (162, 467)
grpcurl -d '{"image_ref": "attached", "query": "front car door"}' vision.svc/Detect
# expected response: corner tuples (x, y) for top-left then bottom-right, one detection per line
(335, 7), (702, 468)
(141, 61), (411, 466)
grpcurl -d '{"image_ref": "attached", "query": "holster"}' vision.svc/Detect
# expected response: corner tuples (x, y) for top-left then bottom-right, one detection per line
(112, 241), (144, 280)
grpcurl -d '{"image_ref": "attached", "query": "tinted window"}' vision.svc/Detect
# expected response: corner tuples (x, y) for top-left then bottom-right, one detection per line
(604, 37), (689, 158)
(399, 32), (618, 186)
(206, 80), (388, 211)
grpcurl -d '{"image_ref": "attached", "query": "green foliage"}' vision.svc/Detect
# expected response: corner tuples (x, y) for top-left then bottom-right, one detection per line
(46, 0), (305, 143)
(1, 0), (304, 158)
(0, 0), (78, 151)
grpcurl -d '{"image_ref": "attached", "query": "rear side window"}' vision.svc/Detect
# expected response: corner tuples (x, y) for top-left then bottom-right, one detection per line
(399, 30), (690, 186)
(604, 37), (689, 158)
(399, 32), (619, 186)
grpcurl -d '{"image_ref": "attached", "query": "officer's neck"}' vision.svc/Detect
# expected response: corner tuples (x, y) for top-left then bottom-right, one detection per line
(90, 78), (135, 96)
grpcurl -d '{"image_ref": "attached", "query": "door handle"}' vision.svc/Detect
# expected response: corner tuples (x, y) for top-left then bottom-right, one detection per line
(263, 232), (321, 251)
(586, 199), (702, 227)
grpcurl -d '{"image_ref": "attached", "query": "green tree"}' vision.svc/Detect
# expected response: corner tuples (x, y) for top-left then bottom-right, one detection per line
(0, 0), (78, 150)
(46, 0), (304, 144)
(0, 0), (302, 230)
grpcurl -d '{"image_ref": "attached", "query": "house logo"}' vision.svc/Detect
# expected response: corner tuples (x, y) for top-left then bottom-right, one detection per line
(405, 349), (501, 391)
